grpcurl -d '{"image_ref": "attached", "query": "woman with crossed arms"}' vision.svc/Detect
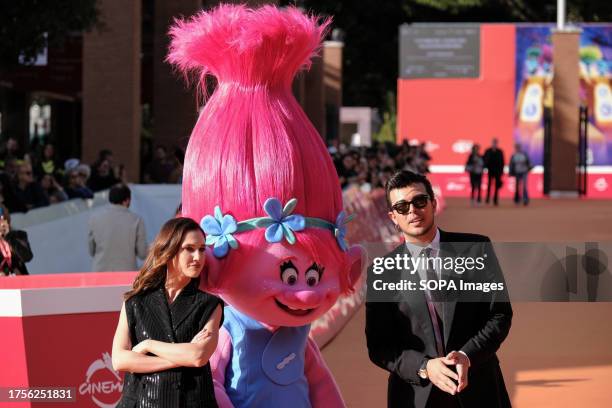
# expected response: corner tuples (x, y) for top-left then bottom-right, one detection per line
(112, 217), (223, 407)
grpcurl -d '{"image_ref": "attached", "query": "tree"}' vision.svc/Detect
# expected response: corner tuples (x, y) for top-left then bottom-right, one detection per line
(288, 0), (612, 112)
(0, 0), (99, 71)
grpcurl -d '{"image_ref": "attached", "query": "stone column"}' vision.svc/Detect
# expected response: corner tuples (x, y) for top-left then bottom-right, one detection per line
(154, 0), (279, 151)
(82, 0), (141, 181)
(302, 56), (325, 138)
(550, 29), (581, 194)
(323, 41), (343, 143)
(152, 0), (201, 152)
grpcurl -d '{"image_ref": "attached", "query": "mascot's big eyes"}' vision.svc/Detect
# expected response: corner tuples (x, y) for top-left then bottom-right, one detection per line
(280, 261), (298, 285)
(305, 263), (324, 287)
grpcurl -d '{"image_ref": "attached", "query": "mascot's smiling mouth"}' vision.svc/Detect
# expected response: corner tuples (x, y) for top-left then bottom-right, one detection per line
(274, 298), (315, 316)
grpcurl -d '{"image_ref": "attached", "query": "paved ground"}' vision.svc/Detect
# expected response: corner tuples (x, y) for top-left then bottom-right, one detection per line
(322, 197), (612, 407)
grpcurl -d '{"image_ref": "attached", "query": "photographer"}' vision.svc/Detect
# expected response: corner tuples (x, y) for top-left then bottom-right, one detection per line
(0, 207), (33, 276)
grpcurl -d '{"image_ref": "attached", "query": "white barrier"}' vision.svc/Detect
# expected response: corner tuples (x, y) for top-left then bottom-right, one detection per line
(11, 184), (181, 274)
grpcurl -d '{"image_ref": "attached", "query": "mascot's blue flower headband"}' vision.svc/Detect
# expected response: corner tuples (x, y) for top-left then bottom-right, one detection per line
(200, 197), (354, 258)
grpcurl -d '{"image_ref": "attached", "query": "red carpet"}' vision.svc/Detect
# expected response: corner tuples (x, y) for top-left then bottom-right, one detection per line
(323, 197), (612, 407)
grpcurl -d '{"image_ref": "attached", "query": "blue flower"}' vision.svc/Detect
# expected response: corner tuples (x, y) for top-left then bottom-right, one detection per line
(334, 211), (350, 251)
(256, 198), (305, 244)
(200, 206), (238, 258)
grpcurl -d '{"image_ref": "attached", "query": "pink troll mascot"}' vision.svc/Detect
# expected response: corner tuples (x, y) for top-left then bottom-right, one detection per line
(168, 5), (363, 408)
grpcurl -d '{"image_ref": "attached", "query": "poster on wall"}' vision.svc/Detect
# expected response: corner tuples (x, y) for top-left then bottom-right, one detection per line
(399, 23), (481, 79)
(514, 25), (553, 166)
(580, 25), (612, 165)
(514, 24), (612, 166)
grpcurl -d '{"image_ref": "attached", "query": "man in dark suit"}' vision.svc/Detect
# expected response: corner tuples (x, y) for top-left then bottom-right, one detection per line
(365, 170), (512, 408)
(483, 138), (505, 206)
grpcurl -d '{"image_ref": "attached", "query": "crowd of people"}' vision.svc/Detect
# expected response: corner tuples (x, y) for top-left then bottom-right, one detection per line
(465, 138), (533, 206)
(0, 137), (185, 215)
(331, 140), (431, 192)
(0, 135), (433, 215)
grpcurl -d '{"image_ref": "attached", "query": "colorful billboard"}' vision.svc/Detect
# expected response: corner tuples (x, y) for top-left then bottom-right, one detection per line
(514, 24), (612, 166)
(580, 25), (612, 165)
(513, 25), (553, 166)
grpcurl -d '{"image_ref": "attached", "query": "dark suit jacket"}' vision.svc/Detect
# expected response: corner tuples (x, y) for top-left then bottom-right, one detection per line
(483, 148), (505, 176)
(365, 229), (512, 408)
(118, 278), (223, 408)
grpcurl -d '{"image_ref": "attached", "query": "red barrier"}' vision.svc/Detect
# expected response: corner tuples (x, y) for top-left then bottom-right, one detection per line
(0, 273), (135, 408)
(429, 171), (612, 199)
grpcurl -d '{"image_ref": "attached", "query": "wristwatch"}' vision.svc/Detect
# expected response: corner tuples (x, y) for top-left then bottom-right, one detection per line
(418, 358), (429, 380)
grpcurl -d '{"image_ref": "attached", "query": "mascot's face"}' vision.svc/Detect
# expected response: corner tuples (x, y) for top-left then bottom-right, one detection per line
(220, 242), (345, 327)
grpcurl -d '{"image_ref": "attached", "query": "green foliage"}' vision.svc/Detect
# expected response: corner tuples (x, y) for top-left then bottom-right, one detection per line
(291, 0), (408, 113)
(373, 92), (397, 143)
(287, 0), (612, 119)
(0, 0), (99, 70)
(410, 0), (484, 14)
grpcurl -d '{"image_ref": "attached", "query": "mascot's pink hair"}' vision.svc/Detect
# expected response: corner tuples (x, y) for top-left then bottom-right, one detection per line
(168, 5), (352, 291)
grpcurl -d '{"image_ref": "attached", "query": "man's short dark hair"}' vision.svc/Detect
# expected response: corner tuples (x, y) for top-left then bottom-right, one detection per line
(109, 184), (131, 204)
(385, 170), (435, 209)
(98, 149), (113, 160)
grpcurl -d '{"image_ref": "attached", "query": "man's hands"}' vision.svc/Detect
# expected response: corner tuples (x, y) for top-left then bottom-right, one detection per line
(426, 351), (470, 395)
(426, 357), (458, 395)
(446, 351), (470, 392)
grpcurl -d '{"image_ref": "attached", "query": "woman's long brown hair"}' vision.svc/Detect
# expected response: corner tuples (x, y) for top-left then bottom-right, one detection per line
(124, 217), (204, 301)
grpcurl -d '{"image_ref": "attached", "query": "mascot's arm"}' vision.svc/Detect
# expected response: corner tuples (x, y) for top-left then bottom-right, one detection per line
(211, 326), (235, 408)
(304, 337), (346, 408)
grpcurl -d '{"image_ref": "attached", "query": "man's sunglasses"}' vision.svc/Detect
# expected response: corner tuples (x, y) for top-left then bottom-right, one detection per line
(391, 194), (430, 214)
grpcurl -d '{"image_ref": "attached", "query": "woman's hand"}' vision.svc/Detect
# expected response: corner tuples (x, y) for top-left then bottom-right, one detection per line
(191, 328), (213, 344)
(132, 339), (151, 354)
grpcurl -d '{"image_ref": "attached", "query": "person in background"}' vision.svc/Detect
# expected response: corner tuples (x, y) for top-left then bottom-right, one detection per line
(34, 143), (61, 179)
(168, 146), (185, 184)
(144, 145), (176, 184)
(509, 143), (532, 206)
(0, 173), (26, 214)
(338, 153), (359, 189)
(0, 206), (33, 276)
(14, 162), (49, 211)
(77, 163), (92, 186)
(418, 142), (432, 162)
(4, 137), (23, 162)
(88, 184), (147, 272)
(112, 217), (223, 407)
(483, 138), (505, 206)
(3, 157), (20, 180)
(88, 158), (120, 192)
(65, 167), (94, 200)
(91, 149), (118, 178)
(465, 144), (484, 206)
(39, 173), (68, 204)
